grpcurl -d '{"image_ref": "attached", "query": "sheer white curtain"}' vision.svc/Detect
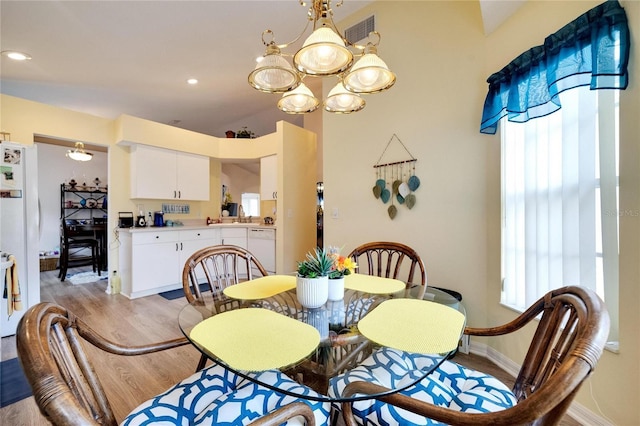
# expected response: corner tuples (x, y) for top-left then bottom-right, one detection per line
(501, 87), (618, 332)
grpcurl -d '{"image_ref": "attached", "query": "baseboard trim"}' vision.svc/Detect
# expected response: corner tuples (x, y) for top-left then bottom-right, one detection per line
(467, 341), (613, 425)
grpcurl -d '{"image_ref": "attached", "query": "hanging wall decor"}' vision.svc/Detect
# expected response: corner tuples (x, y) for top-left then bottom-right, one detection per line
(372, 134), (420, 220)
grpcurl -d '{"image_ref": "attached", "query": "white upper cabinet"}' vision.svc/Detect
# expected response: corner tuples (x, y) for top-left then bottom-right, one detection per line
(176, 152), (210, 200)
(131, 144), (210, 200)
(260, 154), (278, 200)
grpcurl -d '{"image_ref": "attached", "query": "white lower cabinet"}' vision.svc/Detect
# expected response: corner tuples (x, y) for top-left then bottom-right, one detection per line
(120, 228), (219, 299)
(221, 227), (247, 249)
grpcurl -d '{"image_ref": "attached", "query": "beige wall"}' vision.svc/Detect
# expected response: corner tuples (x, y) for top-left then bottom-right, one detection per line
(279, 121), (318, 273)
(324, 1), (639, 424)
(325, 0), (491, 327)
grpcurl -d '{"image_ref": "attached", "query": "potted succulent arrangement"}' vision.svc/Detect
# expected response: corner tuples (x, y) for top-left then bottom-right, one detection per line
(296, 247), (333, 308)
(327, 246), (357, 301)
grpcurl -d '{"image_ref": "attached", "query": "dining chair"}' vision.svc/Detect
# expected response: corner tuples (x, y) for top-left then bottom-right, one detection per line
(333, 286), (610, 426)
(182, 244), (270, 370)
(348, 241), (427, 286)
(16, 302), (330, 426)
(58, 218), (101, 281)
(182, 244), (269, 303)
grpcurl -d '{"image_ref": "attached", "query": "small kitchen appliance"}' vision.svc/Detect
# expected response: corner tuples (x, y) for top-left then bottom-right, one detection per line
(118, 212), (134, 228)
(153, 211), (164, 227)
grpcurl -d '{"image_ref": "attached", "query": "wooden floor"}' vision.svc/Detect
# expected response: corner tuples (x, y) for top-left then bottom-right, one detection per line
(1, 266), (579, 425)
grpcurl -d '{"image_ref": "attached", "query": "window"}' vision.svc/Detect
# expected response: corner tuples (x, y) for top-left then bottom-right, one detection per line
(501, 86), (619, 341)
(241, 193), (260, 217)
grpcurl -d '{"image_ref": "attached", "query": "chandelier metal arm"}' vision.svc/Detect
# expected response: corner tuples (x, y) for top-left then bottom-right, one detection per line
(350, 31), (382, 52)
(261, 15), (312, 52)
(262, 0), (377, 55)
(248, 0), (395, 114)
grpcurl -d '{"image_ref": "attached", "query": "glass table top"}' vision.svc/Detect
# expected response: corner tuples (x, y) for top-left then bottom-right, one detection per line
(178, 280), (466, 402)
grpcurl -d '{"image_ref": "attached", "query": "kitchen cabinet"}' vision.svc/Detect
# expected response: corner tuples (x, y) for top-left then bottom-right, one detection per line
(130, 144), (210, 200)
(221, 227), (247, 249)
(119, 227), (219, 298)
(260, 154), (278, 200)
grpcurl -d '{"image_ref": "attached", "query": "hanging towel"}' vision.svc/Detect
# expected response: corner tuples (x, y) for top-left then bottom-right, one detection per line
(6, 255), (22, 317)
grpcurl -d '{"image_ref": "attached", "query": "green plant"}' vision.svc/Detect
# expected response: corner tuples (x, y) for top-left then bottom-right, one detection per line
(297, 247), (333, 278)
(224, 191), (233, 205)
(236, 126), (255, 138)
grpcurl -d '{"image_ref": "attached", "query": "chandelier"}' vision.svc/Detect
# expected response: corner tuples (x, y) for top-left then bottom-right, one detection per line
(248, 0), (396, 114)
(66, 142), (93, 162)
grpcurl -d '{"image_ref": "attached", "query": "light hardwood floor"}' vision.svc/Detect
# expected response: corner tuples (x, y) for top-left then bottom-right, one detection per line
(1, 267), (580, 425)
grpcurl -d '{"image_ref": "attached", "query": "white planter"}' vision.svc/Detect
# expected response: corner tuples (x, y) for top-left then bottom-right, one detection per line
(328, 277), (345, 301)
(296, 276), (329, 308)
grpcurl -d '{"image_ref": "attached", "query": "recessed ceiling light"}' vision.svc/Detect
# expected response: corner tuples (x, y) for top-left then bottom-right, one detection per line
(1, 50), (32, 61)
(187, 78), (198, 85)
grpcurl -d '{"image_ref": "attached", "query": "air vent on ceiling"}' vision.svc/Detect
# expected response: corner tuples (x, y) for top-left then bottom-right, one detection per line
(344, 15), (375, 45)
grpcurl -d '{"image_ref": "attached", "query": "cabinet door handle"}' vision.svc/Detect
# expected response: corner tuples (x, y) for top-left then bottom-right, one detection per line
(178, 190), (181, 199)
(180, 242), (183, 250)
(176, 243), (179, 251)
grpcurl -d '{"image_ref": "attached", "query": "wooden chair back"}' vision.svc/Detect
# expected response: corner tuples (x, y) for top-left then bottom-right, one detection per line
(181, 244), (269, 303)
(348, 241), (426, 286)
(341, 286), (610, 425)
(59, 219), (100, 280)
(16, 302), (189, 426)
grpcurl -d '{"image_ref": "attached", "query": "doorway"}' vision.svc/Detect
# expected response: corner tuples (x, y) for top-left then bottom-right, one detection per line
(35, 136), (108, 283)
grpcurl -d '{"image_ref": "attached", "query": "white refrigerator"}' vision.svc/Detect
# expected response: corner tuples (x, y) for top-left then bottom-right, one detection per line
(0, 142), (40, 337)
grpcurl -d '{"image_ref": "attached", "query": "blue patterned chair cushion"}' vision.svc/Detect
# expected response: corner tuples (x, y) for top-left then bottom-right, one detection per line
(328, 347), (517, 426)
(122, 365), (330, 426)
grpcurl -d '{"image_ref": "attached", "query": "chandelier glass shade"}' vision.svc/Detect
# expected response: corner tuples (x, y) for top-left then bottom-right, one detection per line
(66, 142), (93, 162)
(294, 27), (353, 75)
(324, 82), (365, 113)
(342, 47), (396, 93)
(248, 0), (395, 114)
(248, 42), (300, 93)
(277, 83), (320, 114)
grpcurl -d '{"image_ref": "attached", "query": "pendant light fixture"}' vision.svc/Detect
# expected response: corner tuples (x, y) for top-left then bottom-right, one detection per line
(248, 0), (395, 114)
(66, 142), (93, 162)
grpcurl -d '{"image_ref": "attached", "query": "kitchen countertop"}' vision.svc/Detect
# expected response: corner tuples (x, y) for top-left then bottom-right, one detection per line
(120, 223), (276, 233)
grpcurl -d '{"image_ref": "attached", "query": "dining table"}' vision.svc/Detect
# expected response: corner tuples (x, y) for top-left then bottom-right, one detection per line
(177, 274), (466, 403)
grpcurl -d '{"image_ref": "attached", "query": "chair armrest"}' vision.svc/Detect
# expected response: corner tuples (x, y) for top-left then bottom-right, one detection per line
(341, 381), (513, 426)
(72, 313), (190, 356)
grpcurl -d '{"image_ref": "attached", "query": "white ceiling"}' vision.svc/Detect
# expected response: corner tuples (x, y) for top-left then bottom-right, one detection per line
(1, 1), (523, 140)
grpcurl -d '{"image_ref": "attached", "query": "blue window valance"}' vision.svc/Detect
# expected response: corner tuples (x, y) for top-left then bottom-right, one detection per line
(480, 0), (630, 135)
